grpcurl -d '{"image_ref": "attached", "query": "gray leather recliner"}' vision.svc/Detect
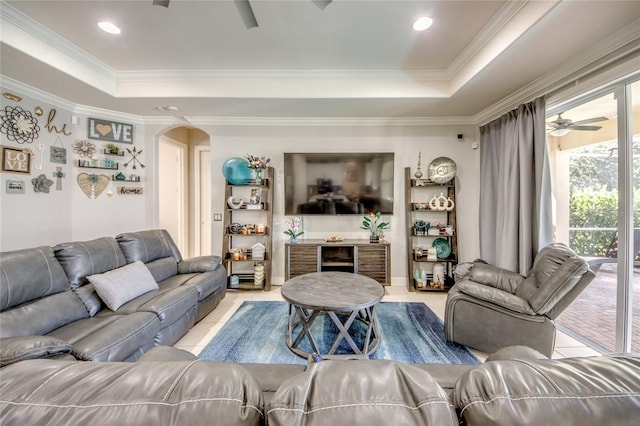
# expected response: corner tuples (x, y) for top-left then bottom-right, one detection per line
(444, 243), (596, 357)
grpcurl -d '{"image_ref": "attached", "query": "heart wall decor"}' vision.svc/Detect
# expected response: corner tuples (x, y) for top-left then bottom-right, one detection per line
(77, 173), (109, 199)
(95, 123), (112, 136)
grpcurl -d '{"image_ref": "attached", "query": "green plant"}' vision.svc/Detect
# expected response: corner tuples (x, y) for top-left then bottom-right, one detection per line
(283, 216), (303, 239)
(106, 143), (119, 153)
(361, 212), (390, 237)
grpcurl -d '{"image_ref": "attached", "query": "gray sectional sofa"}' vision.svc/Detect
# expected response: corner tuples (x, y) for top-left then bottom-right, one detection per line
(0, 229), (226, 365)
(1, 345), (639, 425)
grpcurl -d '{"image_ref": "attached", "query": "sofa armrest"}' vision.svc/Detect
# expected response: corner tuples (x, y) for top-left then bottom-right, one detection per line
(469, 263), (525, 293)
(456, 281), (536, 315)
(177, 256), (221, 274)
(0, 336), (73, 367)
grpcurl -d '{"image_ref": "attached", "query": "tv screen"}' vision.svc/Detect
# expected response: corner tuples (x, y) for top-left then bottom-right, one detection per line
(283, 152), (394, 215)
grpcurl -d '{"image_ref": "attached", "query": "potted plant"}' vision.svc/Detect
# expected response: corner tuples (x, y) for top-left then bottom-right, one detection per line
(106, 143), (119, 155)
(361, 211), (389, 243)
(283, 216), (303, 243)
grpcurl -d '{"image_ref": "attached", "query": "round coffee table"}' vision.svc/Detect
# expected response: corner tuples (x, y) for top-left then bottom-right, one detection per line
(281, 271), (385, 358)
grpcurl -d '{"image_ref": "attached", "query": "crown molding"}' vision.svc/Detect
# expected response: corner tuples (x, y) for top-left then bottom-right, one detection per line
(0, 75), (76, 111)
(185, 116), (475, 127)
(1, 2), (116, 83)
(473, 18), (640, 125)
(118, 69), (448, 83)
(446, 0), (529, 79)
(73, 104), (146, 125)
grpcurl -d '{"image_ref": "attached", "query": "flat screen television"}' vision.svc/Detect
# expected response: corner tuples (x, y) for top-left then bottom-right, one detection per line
(283, 152), (394, 215)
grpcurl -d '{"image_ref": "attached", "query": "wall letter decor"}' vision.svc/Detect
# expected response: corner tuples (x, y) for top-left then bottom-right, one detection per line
(1, 146), (31, 174)
(88, 117), (133, 143)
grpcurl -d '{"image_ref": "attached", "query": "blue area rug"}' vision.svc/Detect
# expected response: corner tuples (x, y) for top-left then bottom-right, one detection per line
(198, 301), (479, 365)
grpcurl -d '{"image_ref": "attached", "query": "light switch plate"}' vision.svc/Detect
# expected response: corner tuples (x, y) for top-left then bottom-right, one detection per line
(213, 213), (222, 221)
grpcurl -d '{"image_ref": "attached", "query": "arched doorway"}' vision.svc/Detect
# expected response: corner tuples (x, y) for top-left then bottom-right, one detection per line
(158, 126), (211, 257)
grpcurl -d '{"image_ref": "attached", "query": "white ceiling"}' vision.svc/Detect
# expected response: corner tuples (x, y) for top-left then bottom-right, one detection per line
(1, 0), (639, 122)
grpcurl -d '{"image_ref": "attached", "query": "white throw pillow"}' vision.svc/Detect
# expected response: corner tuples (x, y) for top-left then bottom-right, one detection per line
(88, 261), (159, 311)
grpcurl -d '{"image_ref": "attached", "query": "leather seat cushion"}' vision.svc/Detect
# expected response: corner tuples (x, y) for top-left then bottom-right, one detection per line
(0, 359), (264, 426)
(454, 355), (640, 425)
(268, 360), (458, 426)
(47, 312), (160, 361)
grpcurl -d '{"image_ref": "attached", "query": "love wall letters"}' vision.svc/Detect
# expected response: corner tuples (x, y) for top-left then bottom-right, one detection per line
(1, 146), (31, 174)
(88, 117), (134, 144)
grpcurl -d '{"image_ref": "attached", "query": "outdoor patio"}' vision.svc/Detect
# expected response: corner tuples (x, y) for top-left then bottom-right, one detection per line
(557, 263), (640, 352)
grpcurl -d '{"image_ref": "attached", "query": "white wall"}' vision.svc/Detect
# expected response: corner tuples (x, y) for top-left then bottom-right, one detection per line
(192, 123), (481, 286)
(0, 85), (147, 251)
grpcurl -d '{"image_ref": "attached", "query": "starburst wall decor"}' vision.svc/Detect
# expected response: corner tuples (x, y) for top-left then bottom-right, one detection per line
(0, 106), (41, 144)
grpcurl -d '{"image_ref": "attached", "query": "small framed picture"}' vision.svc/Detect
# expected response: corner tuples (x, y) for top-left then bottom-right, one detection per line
(6, 178), (25, 194)
(50, 146), (67, 164)
(1, 146), (31, 174)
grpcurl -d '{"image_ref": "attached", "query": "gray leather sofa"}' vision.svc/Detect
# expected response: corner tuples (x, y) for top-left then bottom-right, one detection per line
(0, 229), (226, 365)
(445, 243), (596, 357)
(1, 346), (638, 425)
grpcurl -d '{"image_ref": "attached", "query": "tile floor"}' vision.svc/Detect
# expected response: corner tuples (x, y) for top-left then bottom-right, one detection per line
(174, 285), (602, 361)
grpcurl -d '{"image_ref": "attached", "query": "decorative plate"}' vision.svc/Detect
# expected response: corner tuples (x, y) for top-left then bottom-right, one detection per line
(222, 157), (252, 185)
(432, 238), (451, 259)
(427, 157), (456, 184)
(325, 236), (344, 242)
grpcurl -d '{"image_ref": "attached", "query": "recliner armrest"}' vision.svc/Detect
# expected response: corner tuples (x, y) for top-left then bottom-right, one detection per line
(177, 256), (221, 274)
(469, 263), (525, 293)
(456, 281), (536, 315)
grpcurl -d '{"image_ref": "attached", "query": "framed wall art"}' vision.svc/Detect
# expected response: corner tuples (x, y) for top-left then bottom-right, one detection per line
(6, 178), (25, 194)
(1, 145), (31, 174)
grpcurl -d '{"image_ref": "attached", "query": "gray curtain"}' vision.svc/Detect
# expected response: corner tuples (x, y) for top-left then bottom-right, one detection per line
(479, 96), (553, 275)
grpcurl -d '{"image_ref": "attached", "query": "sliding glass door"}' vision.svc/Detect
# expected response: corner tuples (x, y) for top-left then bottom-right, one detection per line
(548, 77), (638, 353)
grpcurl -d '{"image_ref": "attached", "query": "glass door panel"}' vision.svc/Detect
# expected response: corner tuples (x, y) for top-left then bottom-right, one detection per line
(630, 80), (639, 354)
(550, 93), (619, 352)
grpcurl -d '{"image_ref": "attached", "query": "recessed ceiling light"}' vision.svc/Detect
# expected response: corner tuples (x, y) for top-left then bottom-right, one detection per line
(156, 106), (180, 112)
(413, 17), (433, 31)
(98, 21), (121, 35)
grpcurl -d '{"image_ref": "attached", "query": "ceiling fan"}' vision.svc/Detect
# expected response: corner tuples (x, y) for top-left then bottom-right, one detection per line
(546, 113), (608, 137)
(153, 0), (332, 29)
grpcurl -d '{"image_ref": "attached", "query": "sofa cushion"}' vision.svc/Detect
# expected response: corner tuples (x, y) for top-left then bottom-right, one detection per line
(0, 246), (70, 310)
(0, 335), (73, 367)
(453, 355), (640, 425)
(178, 255), (221, 274)
(456, 281), (537, 315)
(268, 360), (458, 426)
(145, 256), (179, 282)
(117, 229), (183, 264)
(88, 261), (159, 311)
(72, 283), (103, 316)
(54, 237), (127, 288)
(0, 291), (90, 338)
(0, 359), (264, 426)
(48, 312), (160, 361)
(515, 243), (588, 315)
(159, 269), (227, 302)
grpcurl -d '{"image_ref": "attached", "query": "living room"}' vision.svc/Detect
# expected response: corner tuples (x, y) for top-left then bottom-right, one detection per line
(1, 1), (639, 423)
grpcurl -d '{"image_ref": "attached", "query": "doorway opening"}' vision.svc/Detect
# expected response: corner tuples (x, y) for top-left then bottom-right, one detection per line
(158, 126), (211, 258)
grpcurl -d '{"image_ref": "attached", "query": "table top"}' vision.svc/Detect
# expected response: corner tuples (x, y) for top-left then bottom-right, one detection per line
(281, 271), (384, 312)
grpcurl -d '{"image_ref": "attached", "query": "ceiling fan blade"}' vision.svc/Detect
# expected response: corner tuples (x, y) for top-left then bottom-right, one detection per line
(312, 0), (332, 10)
(234, 0), (258, 29)
(152, 0), (170, 7)
(568, 125), (602, 131)
(570, 116), (608, 126)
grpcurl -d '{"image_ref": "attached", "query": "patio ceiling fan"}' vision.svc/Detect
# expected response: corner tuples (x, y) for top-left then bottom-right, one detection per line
(153, 0), (332, 29)
(546, 113), (608, 137)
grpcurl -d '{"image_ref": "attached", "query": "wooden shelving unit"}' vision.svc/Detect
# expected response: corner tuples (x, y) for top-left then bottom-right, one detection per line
(222, 167), (273, 291)
(405, 167), (458, 292)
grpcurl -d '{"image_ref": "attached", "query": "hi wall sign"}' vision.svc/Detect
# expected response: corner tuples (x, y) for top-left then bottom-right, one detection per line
(88, 118), (134, 143)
